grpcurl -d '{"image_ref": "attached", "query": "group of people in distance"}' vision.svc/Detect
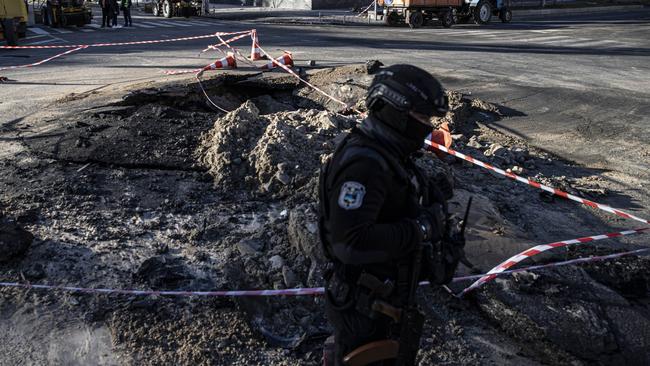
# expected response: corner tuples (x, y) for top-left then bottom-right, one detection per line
(99, 0), (133, 27)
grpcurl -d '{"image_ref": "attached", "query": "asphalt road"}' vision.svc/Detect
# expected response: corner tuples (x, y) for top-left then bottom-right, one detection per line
(2, 8), (649, 202)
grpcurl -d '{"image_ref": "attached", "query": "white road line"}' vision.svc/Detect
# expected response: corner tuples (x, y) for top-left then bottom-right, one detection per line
(149, 21), (174, 27)
(162, 21), (193, 27)
(531, 29), (564, 34)
(534, 36), (573, 44)
(24, 38), (57, 45)
(23, 34), (47, 40)
(571, 40), (620, 48)
(131, 22), (156, 28)
(187, 20), (218, 26)
(79, 28), (95, 32)
(87, 23), (101, 28)
(28, 27), (51, 35)
(530, 35), (572, 43)
(48, 27), (73, 34)
(508, 35), (569, 43)
(186, 20), (212, 26)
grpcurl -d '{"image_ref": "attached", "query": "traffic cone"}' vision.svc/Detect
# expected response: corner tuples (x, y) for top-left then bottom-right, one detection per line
(259, 52), (293, 71)
(203, 53), (237, 71)
(249, 30), (265, 61)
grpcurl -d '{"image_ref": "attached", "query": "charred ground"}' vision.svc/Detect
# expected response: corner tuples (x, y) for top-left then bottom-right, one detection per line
(0, 64), (649, 365)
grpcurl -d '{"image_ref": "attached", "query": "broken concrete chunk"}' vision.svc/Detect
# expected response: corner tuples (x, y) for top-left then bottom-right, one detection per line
(269, 255), (284, 270)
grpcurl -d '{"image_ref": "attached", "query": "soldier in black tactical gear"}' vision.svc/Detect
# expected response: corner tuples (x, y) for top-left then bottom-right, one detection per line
(319, 64), (457, 366)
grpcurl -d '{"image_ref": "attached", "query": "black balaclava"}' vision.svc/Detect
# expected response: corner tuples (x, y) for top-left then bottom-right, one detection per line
(362, 64), (449, 158)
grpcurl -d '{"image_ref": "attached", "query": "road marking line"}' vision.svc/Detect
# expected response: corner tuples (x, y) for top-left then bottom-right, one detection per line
(534, 36), (574, 44)
(24, 38), (57, 45)
(508, 35), (569, 43)
(87, 23), (101, 28)
(572, 40), (620, 48)
(529, 35), (572, 42)
(531, 29), (564, 34)
(191, 20), (218, 26)
(23, 34), (47, 40)
(131, 22), (156, 28)
(28, 27), (51, 35)
(79, 28), (95, 32)
(48, 27), (73, 34)
(163, 21), (193, 27)
(150, 21), (175, 27)
(186, 20), (213, 26)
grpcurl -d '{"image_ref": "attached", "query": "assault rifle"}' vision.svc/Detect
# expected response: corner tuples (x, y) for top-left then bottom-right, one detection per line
(343, 198), (474, 366)
(397, 197), (473, 365)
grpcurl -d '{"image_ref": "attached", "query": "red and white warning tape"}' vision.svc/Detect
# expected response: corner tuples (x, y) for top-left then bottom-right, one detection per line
(0, 46), (87, 71)
(256, 44), (354, 111)
(450, 247), (649, 284)
(424, 139), (650, 225)
(199, 31), (252, 55)
(0, 247), (646, 298)
(0, 30), (254, 72)
(458, 227), (649, 296)
(0, 31), (253, 50)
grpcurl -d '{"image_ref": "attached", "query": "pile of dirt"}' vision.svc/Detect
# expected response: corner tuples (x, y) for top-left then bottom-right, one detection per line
(197, 100), (356, 198)
(1, 64), (648, 365)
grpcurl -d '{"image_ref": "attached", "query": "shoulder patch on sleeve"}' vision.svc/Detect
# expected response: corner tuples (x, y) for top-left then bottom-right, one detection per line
(338, 181), (366, 210)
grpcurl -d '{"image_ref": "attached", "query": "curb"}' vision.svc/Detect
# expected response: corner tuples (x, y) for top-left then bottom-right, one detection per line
(203, 4), (645, 23)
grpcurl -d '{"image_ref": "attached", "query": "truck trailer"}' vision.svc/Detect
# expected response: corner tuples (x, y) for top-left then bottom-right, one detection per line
(378, 0), (512, 28)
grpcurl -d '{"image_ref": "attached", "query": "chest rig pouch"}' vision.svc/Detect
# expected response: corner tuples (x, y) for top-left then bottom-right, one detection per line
(319, 129), (427, 318)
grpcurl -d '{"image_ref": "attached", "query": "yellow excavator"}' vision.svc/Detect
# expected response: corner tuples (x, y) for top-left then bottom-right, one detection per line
(38, 0), (92, 28)
(1, 0), (28, 46)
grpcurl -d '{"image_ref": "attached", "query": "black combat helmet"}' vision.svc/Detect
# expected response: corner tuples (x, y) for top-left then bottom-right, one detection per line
(365, 64), (449, 145)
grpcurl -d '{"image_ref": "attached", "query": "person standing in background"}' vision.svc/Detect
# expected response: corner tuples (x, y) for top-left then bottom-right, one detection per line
(100, 0), (111, 27)
(121, 0), (132, 26)
(111, 0), (119, 27)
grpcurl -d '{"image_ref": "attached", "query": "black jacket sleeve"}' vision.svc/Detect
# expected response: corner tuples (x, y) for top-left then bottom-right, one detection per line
(327, 157), (423, 266)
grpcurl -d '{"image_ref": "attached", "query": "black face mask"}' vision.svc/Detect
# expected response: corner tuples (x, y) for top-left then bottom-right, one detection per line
(403, 116), (432, 144)
(362, 114), (430, 158)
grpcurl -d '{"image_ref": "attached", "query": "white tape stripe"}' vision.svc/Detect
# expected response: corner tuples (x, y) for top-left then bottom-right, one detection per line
(1, 248), (647, 298)
(460, 227), (648, 296)
(425, 139), (649, 224)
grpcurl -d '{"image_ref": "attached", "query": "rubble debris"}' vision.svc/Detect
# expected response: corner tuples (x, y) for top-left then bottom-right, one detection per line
(1, 65), (648, 365)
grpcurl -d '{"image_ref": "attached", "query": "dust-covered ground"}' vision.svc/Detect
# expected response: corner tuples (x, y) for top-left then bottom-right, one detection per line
(1, 64), (649, 365)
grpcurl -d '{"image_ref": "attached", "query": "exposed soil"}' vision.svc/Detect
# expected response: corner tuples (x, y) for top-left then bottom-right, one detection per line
(0, 64), (648, 365)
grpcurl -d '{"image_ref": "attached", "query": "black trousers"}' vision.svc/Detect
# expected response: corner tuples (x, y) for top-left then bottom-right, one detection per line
(123, 8), (132, 26)
(101, 7), (111, 27)
(112, 10), (118, 26)
(325, 285), (392, 366)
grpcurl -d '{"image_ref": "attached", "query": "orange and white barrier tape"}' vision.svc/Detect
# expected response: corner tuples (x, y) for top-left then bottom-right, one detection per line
(424, 139), (650, 225)
(0, 46), (87, 71)
(459, 227), (649, 296)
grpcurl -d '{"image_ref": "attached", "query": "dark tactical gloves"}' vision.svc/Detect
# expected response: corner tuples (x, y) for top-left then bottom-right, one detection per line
(420, 212), (470, 286)
(416, 203), (445, 243)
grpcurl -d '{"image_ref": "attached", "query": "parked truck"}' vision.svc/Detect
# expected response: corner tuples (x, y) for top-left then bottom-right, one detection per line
(1, 0), (28, 46)
(378, 0), (512, 28)
(151, 0), (202, 18)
